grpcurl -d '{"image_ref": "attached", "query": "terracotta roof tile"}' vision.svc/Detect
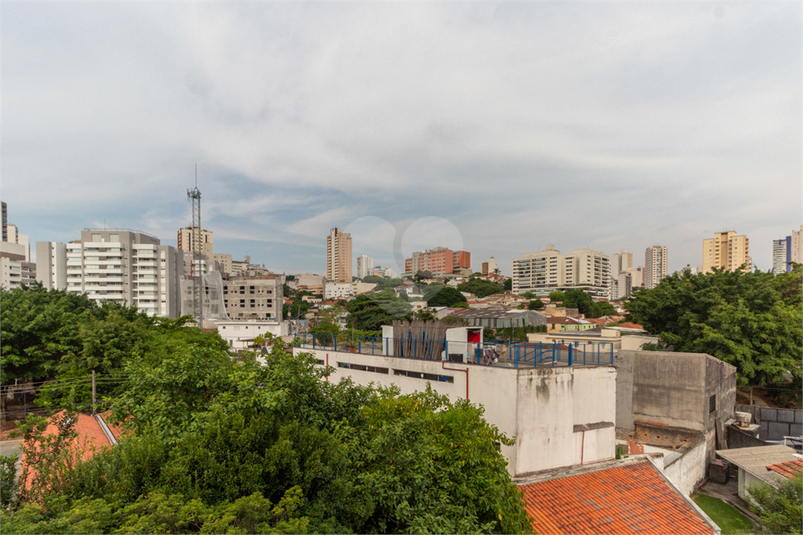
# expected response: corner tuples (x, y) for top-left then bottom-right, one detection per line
(767, 458), (803, 480)
(520, 461), (715, 535)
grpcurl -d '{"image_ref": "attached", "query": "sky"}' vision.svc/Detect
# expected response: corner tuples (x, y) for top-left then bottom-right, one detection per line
(3, 2), (800, 276)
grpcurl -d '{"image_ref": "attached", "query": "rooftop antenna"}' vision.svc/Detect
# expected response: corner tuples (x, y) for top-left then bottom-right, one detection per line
(187, 164), (203, 327)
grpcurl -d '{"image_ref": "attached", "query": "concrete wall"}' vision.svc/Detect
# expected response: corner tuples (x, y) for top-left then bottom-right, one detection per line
(620, 335), (660, 351)
(735, 405), (803, 441)
(663, 437), (707, 496)
(727, 426), (768, 449)
(615, 351), (736, 435)
(296, 347), (616, 478)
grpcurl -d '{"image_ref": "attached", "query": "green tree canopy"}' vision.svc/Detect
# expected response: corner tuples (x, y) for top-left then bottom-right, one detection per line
(457, 279), (504, 298)
(548, 290), (565, 302)
(625, 266), (802, 386)
(528, 299), (544, 310)
(427, 286), (467, 307)
(345, 291), (414, 331)
(747, 472), (802, 534)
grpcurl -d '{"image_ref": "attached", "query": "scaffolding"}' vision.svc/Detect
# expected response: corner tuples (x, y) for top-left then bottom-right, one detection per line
(187, 166), (203, 326)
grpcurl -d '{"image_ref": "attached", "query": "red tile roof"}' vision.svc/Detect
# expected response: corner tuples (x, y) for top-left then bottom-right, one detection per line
(520, 461), (715, 535)
(767, 458), (803, 480)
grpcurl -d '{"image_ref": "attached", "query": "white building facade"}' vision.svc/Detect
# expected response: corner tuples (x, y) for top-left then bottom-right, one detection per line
(644, 246), (667, 290)
(512, 245), (611, 299)
(35, 241), (68, 290)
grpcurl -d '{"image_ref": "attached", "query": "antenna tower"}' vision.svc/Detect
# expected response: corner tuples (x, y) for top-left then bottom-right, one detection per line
(187, 165), (203, 327)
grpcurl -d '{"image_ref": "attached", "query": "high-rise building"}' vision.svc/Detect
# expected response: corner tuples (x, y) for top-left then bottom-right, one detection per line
(0, 241), (26, 290)
(773, 226), (803, 273)
(404, 247), (471, 275)
(644, 246), (667, 290)
(223, 273), (284, 321)
(36, 242), (68, 290)
(356, 254), (373, 279)
(177, 226), (213, 257)
(512, 245), (611, 299)
(481, 257), (499, 276)
(326, 228), (352, 282)
(1, 201), (7, 242)
(609, 249), (634, 299)
(702, 231), (751, 273)
(65, 229), (183, 317)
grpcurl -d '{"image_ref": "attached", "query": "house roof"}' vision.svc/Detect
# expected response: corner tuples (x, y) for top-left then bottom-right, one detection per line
(519, 460), (716, 535)
(716, 445), (800, 486)
(767, 459), (803, 480)
(546, 316), (582, 324)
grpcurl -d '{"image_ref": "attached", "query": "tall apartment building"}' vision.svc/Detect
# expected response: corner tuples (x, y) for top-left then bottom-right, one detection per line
(223, 274), (284, 321)
(1, 201), (7, 242)
(512, 245), (611, 299)
(356, 254), (373, 279)
(702, 231), (751, 273)
(404, 247), (471, 275)
(6, 225), (30, 261)
(177, 226), (213, 256)
(609, 249), (634, 299)
(644, 246), (667, 290)
(65, 229), (183, 317)
(481, 257), (499, 276)
(772, 226), (803, 273)
(36, 242), (68, 290)
(326, 228), (352, 282)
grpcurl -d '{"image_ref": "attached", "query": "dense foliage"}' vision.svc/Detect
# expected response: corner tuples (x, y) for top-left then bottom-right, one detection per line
(1, 286), (532, 534)
(747, 473), (802, 534)
(345, 290), (414, 331)
(456, 279), (504, 298)
(425, 286), (467, 307)
(560, 289), (616, 318)
(625, 266), (802, 386)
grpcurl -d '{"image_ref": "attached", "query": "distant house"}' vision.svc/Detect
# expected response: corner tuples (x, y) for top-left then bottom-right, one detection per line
(715, 445), (801, 500)
(519, 458), (720, 535)
(545, 316), (595, 333)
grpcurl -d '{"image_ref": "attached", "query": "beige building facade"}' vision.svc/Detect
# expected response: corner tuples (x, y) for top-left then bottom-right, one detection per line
(326, 228), (352, 282)
(703, 231), (751, 273)
(177, 226), (213, 256)
(512, 245), (611, 299)
(644, 246), (667, 289)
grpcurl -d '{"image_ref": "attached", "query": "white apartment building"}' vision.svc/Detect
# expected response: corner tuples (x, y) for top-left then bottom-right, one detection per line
(356, 254), (373, 279)
(65, 229), (183, 317)
(6, 224), (30, 261)
(512, 245), (611, 299)
(773, 226), (803, 274)
(36, 242), (68, 290)
(644, 246), (667, 290)
(0, 241), (26, 290)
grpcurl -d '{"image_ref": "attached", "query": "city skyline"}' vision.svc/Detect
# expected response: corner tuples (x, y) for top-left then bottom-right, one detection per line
(3, 3), (800, 275)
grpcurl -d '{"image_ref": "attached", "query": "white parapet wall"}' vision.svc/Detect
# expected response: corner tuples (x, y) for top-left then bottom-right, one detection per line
(295, 346), (617, 478)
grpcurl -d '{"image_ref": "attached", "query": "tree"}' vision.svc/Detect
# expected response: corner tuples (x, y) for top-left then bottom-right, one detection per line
(521, 292), (536, 299)
(457, 279), (504, 298)
(503, 278), (512, 291)
(345, 291), (414, 331)
(427, 287), (467, 307)
(528, 300), (544, 310)
(548, 290), (565, 302)
(625, 264), (803, 385)
(625, 266), (802, 386)
(562, 289), (596, 317)
(747, 473), (802, 534)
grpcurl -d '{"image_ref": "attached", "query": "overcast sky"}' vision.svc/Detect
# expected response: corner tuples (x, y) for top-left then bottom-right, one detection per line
(3, 2), (800, 276)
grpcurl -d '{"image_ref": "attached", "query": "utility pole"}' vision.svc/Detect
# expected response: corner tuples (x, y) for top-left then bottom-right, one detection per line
(91, 370), (96, 415)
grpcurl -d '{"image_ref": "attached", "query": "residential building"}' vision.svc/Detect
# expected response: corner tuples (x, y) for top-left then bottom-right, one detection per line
(177, 226), (213, 256)
(326, 228), (352, 282)
(1, 201), (6, 242)
(223, 274), (284, 321)
(217, 320), (290, 350)
(611, 249), (632, 277)
(512, 245), (611, 299)
(519, 458), (720, 535)
(772, 226), (803, 273)
(644, 246), (667, 290)
(356, 254), (373, 279)
(213, 253), (233, 275)
(6, 224), (30, 261)
(21, 262), (36, 286)
(0, 241), (26, 290)
(703, 231), (751, 273)
(481, 257), (499, 276)
(384, 267), (397, 279)
(35, 242), (67, 290)
(404, 247), (471, 275)
(65, 229), (183, 317)
(324, 282), (353, 300)
(715, 445), (800, 500)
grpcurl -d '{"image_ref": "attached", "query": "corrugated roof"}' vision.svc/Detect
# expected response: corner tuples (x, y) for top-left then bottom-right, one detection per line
(716, 445), (799, 485)
(767, 458), (803, 480)
(520, 460), (715, 535)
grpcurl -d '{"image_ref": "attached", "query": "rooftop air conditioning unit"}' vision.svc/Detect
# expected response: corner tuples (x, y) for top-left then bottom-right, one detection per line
(735, 411), (752, 427)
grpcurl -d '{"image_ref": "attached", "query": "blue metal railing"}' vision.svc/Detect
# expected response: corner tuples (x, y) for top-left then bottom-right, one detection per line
(296, 332), (615, 368)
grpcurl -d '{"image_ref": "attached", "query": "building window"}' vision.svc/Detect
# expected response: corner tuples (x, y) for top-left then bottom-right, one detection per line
(709, 395), (716, 414)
